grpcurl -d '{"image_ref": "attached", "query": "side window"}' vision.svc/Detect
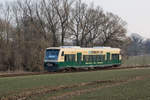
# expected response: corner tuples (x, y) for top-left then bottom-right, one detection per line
(65, 54), (75, 62)
(65, 55), (69, 61)
(102, 55), (105, 61)
(97, 55), (105, 62)
(96, 55), (99, 62)
(83, 55), (90, 62)
(61, 51), (64, 56)
(98, 55), (102, 62)
(83, 55), (86, 62)
(112, 54), (115, 60)
(86, 56), (89, 62)
(112, 54), (119, 60)
(93, 55), (97, 62)
(86, 55), (89, 62)
(89, 55), (92, 62)
(70, 54), (75, 62)
(83, 55), (99, 62)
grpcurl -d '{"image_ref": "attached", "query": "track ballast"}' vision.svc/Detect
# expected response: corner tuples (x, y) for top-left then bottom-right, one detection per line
(0, 65), (150, 78)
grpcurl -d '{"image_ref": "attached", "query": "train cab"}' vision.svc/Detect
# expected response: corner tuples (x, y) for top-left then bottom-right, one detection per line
(44, 48), (60, 71)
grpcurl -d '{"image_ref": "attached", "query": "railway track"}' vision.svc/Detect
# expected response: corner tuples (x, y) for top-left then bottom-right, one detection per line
(0, 65), (150, 78)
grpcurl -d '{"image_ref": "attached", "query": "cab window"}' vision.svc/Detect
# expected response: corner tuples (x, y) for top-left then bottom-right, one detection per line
(45, 49), (60, 60)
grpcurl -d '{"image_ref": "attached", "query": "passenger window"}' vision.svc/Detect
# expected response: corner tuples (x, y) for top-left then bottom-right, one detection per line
(112, 54), (119, 60)
(83, 55), (89, 62)
(93, 55), (97, 62)
(61, 51), (64, 56)
(65, 54), (75, 62)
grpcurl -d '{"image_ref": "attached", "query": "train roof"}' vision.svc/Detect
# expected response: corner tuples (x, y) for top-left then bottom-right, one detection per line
(46, 46), (121, 51)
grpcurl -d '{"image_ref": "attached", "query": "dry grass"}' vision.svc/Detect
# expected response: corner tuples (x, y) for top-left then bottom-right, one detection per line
(123, 55), (150, 66)
(1, 68), (150, 100)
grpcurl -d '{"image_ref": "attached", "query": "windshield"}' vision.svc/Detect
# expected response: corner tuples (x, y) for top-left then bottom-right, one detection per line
(45, 49), (60, 60)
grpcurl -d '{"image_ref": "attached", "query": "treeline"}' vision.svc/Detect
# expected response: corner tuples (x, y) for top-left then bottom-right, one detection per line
(0, 0), (129, 71)
(127, 33), (150, 56)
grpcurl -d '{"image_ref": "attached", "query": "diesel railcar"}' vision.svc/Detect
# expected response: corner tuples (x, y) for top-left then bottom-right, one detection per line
(44, 46), (122, 71)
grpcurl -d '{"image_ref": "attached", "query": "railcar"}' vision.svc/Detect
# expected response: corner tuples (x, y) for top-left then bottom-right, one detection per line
(44, 46), (122, 71)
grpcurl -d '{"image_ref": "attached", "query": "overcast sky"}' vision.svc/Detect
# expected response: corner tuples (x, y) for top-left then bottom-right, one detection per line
(83, 0), (150, 38)
(1, 0), (150, 38)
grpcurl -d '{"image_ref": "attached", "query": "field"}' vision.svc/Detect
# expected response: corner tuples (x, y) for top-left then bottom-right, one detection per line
(122, 55), (150, 66)
(69, 77), (150, 100)
(0, 67), (150, 100)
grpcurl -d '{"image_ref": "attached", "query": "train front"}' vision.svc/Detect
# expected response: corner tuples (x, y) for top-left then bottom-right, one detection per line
(44, 48), (60, 71)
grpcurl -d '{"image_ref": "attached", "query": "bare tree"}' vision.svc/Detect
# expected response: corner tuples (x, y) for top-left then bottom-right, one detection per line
(0, 3), (15, 71)
(144, 39), (150, 54)
(69, 1), (106, 47)
(69, 1), (95, 46)
(52, 0), (73, 46)
(127, 33), (144, 56)
(40, 0), (59, 46)
(95, 13), (127, 47)
(82, 6), (105, 47)
(0, 0), (129, 71)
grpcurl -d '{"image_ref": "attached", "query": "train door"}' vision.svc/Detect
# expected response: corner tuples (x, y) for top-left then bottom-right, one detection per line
(77, 53), (82, 64)
(106, 52), (110, 63)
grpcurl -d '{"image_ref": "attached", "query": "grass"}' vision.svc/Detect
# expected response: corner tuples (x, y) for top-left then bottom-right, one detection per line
(1, 68), (150, 100)
(122, 55), (150, 66)
(69, 76), (150, 100)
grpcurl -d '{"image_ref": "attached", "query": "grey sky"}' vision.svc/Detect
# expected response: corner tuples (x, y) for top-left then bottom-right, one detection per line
(1, 0), (150, 38)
